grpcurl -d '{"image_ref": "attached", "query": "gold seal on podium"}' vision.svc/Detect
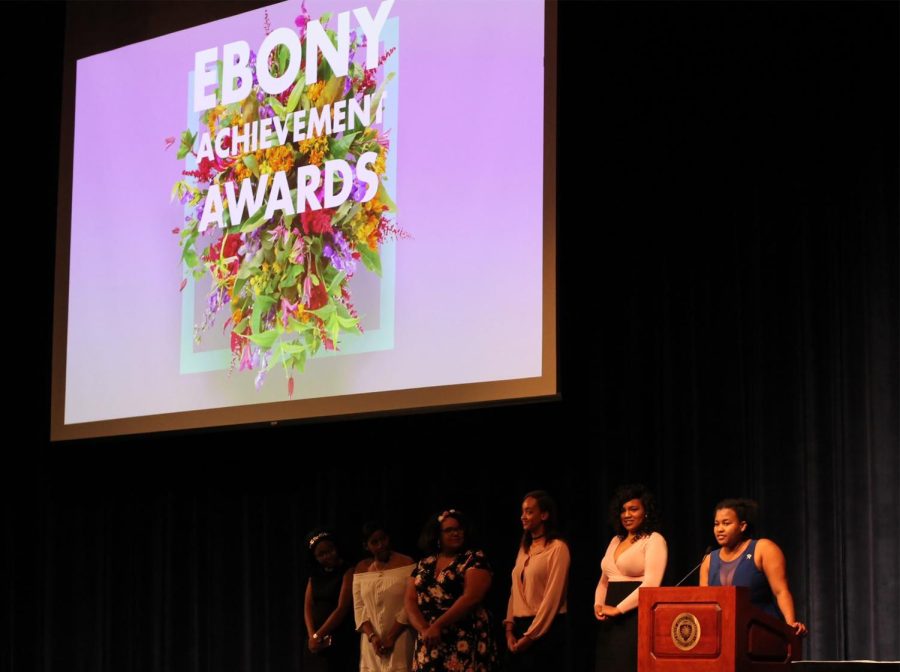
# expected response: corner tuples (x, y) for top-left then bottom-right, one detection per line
(670, 612), (701, 651)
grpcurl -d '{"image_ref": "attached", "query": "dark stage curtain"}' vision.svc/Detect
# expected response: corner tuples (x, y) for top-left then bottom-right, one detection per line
(5, 2), (897, 672)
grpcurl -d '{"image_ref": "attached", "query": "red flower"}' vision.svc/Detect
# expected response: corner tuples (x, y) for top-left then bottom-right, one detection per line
(206, 234), (243, 279)
(300, 208), (335, 236)
(183, 157), (216, 182)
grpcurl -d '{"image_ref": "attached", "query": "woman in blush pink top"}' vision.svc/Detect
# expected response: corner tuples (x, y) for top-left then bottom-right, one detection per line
(594, 484), (667, 672)
(504, 491), (570, 672)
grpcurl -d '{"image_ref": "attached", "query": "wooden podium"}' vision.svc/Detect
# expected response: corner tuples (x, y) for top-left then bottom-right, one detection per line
(638, 587), (801, 672)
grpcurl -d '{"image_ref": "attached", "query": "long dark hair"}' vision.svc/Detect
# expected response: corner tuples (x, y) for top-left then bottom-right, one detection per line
(521, 490), (562, 551)
(608, 484), (661, 540)
(714, 498), (759, 538)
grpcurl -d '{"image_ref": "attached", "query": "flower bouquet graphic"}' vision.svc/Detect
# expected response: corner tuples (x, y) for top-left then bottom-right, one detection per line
(171, 1), (401, 397)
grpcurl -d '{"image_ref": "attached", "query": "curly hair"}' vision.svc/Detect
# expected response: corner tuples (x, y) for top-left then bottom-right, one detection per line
(608, 484), (661, 540)
(418, 509), (472, 555)
(714, 498), (759, 538)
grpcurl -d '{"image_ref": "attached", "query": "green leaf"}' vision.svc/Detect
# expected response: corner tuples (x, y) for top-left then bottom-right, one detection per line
(357, 243), (382, 276)
(286, 73), (307, 114)
(320, 75), (344, 106)
(249, 329), (279, 350)
(291, 350), (308, 373)
(377, 181), (397, 213)
(242, 153), (260, 178)
(177, 130), (196, 160)
(333, 198), (354, 223)
(329, 131), (359, 160)
(310, 303), (336, 319)
(281, 343), (308, 355)
(337, 314), (358, 329)
(326, 270), (346, 295)
(277, 44), (288, 77)
(309, 273), (320, 287)
(182, 247), (199, 268)
(267, 97), (286, 118)
(237, 249), (264, 278)
(266, 341), (284, 371)
(328, 314), (340, 344)
(251, 295), (277, 334)
(181, 228), (198, 249)
(288, 317), (316, 333)
(239, 206), (267, 234)
(281, 263), (304, 287)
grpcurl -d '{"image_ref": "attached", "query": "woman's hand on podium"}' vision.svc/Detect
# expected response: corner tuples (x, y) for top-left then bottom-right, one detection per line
(789, 621), (807, 636)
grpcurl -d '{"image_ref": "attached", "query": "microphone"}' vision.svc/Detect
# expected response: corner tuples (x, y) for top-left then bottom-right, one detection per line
(675, 546), (713, 587)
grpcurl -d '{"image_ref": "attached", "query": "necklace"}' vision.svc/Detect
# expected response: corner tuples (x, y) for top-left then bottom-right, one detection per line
(372, 552), (393, 571)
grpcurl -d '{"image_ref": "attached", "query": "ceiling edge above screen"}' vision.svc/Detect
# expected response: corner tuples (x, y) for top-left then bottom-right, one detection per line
(50, 0), (557, 441)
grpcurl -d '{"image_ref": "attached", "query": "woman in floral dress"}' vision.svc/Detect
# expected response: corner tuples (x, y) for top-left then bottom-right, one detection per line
(405, 509), (499, 672)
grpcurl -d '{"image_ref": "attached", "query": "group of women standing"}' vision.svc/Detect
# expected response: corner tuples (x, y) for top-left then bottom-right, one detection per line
(302, 488), (805, 672)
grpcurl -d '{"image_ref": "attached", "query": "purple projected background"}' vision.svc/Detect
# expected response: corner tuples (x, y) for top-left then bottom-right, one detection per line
(65, 0), (544, 425)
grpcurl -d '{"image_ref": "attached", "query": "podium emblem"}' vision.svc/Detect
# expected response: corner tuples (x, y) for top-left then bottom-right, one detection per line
(670, 612), (701, 650)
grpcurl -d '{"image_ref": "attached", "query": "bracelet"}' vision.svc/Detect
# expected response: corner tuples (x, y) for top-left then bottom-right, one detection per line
(312, 633), (320, 640)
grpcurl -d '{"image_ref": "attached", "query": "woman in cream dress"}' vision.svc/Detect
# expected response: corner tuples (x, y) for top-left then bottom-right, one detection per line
(353, 522), (416, 672)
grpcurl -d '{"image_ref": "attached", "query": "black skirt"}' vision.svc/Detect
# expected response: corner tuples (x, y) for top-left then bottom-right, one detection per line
(594, 580), (642, 672)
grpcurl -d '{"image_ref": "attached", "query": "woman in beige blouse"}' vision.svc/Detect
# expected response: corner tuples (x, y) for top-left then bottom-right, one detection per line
(353, 522), (416, 672)
(504, 490), (570, 671)
(594, 484), (667, 672)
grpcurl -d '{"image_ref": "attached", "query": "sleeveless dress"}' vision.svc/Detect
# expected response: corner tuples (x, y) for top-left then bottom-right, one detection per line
(305, 566), (359, 672)
(708, 539), (781, 618)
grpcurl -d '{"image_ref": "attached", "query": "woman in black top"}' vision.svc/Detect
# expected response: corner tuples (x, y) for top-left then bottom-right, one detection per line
(304, 530), (359, 672)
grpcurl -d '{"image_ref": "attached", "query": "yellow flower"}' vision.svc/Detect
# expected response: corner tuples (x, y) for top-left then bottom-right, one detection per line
(299, 135), (329, 166)
(374, 148), (386, 175)
(348, 195), (385, 245)
(207, 104), (226, 134)
(266, 145), (295, 172)
(234, 159), (252, 181)
(307, 81), (326, 104)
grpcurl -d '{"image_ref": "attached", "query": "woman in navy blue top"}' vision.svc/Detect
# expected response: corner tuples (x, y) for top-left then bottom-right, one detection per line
(699, 499), (807, 636)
